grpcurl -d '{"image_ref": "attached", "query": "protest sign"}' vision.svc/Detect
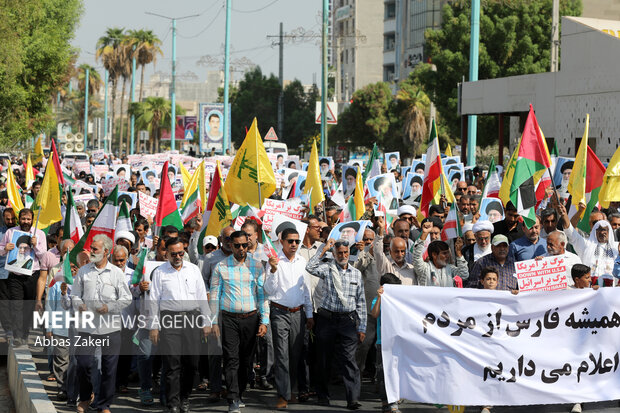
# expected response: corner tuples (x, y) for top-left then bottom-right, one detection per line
(260, 199), (304, 231)
(73, 161), (91, 175)
(74, 193), (96, 204)
(381, 286), (620, 406)
(101, 177), (128, 196)
(5, 230), (34, 276)
(515, 257), (569, 292)
(269, 215), (307, 242)
(94, 164), (109, 178)
(91, 149), (105, 162)
(138, 192), (158, 220)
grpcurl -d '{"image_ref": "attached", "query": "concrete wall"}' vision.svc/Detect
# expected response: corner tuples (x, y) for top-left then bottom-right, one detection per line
(7, 345), (55, 413)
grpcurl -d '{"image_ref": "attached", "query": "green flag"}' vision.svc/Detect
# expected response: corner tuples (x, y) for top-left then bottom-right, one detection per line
(131, 247), (148, 285)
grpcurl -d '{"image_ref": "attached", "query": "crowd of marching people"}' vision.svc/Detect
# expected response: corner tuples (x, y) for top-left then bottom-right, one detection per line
(0, 120), (619, 413)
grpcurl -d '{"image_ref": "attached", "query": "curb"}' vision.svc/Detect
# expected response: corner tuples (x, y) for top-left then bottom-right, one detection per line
(7, 344), (55, 413)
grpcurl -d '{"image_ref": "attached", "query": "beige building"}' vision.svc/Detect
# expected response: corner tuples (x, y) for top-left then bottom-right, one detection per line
(333, 0), (383, 102)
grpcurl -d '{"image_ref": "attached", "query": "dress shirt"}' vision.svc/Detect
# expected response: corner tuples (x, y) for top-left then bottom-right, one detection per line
(264, 252), (312, 319)
(0, 226), (48, 272)
(209, 255), (269, 325)
(297, 241), (324, 311)
(354, 249), (381, 313)
(146, 261), (211, 330)
(70, 261), (132, 334)
(412, 239), (469, 287)
(305, 246), (367, 333)
(372, 236), (416, 285)
(509, 236), (547, 262)
(45, 283), (71, 337)
(543, 251), (580, 287)
(468, 253), (517, 290)
(40, 250), (61, 272)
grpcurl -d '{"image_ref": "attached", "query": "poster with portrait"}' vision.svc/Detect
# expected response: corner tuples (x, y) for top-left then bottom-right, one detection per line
(402, 173), (424, 200)
(327, 220), (373, 259)
(412, 160), (426, 175)
(367, 173), (399, 209)
(441, 156), (460, 167)
(553, 157), (575, 195)
(199, 103), (231, 154)
(140, 169), (159, 194)
(114, 164), (131, 181)
(118, 192), (138, 209)
(400, 166), (411, 179)
(285, 156), (301, 170)
(385, 152), (401, 171)
(342, 165), (359, 197)
(5, 230), (34, 276)
(269, 215), (308, 243)
(318, 156), (334, 178)
(478, 197), (505, 223)
(293, 172), (309, 198)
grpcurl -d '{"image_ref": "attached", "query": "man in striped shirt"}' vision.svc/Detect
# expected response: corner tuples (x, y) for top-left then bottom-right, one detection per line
(210, 230), (269, 413)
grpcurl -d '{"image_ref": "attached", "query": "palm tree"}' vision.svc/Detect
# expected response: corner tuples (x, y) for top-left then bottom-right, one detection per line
(130, 97), (185, 153)
(126, 29), (163, 102)
(396, 82), (430, 157)
(117, 38), (133, 155)
(77, 64), (102, 97)
(56, 91), (103, 134)
(96, 27), (125, 152)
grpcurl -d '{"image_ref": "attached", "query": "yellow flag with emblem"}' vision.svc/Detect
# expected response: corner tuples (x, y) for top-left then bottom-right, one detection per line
(225, 118), (276, 208)
(6, 160), (24, 216)
(179, 162), (191, 190)
(205, 161), (232, 237)
(32, 136), (44, 164)
(304, 139), (325, 212)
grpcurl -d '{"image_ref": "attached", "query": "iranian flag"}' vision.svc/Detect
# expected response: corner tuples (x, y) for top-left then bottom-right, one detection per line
(49, 253), (73, 288)
(70, 186), (119, 264)
(481, 157), (501, 199)
(499, 104), (551, 228)
(568, 114), (606, 232)
(116, 200), (133, 233)
(262, 228), (278, 259)
(441, 202), (462, 241)
(62, 189), (84, 244)
(131, 248), (149, 285)
(419, 136), (444, 219)
(155, 161), (183, 231)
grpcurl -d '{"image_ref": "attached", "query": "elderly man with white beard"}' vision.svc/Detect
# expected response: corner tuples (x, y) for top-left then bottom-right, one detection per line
(70, 234), (132, 413)
(559, 203), (619, 283)
(461, 221), (493, 271)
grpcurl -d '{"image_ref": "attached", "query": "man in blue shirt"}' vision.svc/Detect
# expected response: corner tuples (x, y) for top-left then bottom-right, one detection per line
(509, 216), (547, 262)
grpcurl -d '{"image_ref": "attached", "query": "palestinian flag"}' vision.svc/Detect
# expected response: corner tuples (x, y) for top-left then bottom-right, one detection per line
(499, 104), (551, 228)
(116, 201), (133, 233)
(155, 161), (183, 232)
(63, 189), (84, 243)
(131, 248), (148, 285)
(70, 186), (119, 264)
(568, 114), (606, 232)
(441, 202), (462, 241)
(481, 157), (501, 199)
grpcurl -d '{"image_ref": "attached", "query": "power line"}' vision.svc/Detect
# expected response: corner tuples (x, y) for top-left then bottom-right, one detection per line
(232, 0), (280, 13)
(177, 5), (224, 39)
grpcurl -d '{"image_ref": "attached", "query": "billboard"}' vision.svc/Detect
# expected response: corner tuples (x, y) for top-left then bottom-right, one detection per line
(161, 116), (197, 141)
(199, 103), (230, 154)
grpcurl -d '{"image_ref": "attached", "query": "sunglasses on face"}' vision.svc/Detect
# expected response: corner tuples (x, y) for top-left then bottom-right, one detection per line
(170, 251), (185, 257)
(285, 239), (301, 245)
(334, 240), (349, 248)
(233, 242), (249, 249)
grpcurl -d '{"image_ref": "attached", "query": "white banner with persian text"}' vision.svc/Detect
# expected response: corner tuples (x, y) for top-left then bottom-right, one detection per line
(381, 286), (620, 406)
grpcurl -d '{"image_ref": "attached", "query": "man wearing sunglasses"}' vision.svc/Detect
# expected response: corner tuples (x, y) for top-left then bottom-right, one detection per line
(306, 238), (366, 410)
(210, 230), (269, 413)
(264, 228), (313, 409)
(147, 237), (211, 413)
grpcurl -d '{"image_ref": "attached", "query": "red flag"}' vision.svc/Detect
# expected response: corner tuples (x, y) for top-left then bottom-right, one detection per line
(51, 139), (65, 186)
(155, 161), (183, 230)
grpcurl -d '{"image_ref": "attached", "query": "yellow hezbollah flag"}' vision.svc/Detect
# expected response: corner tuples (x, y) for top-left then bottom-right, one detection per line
(33, 152), (63, 233)
(26, 154), (35, 190)
(179, 163), (191, 190)
(181, 163), (200, 208)
(225, 118), (276, 208)
(353, 166), (365, 220)
(445, 143), (453, 157)
(206, 161), (232, 237)
(600, 144), (620, 208)
(304, 139), (325, 212)
(6, 160), (24, 216)
(32, 136), (44, 164)
(197, 161), (206, 212)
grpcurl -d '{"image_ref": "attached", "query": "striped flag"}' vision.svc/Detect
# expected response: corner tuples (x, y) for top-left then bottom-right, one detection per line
(131, 248), (148, 285)
(441, 202), (462, 241)
(481, 157), (501, 199)
(262, 228), (278, 259)
(63, 189), (84, 244)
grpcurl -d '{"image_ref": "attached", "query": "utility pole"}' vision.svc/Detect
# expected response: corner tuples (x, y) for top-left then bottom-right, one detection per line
(103, 69), (109, 152)
(267, 23), (285, 141)
(145, 11), (199, 152)
(320, 0), (328, 156)
(223, 0), (232, 155)
(84, 67), (89, 150)
(466, 0), (480, 166)
(550, 0), (560, 72)
(129, 54), (137, 155)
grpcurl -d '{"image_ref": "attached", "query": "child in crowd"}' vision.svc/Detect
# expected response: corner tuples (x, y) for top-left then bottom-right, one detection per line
(571, 263), (598, 290)
(370, 273), (402, 413)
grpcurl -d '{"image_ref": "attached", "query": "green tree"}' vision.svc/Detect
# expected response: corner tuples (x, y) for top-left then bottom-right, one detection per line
(77, 64), (102, 97)
(0, 0), (82, 146)
(414, 0), (582, 145)
(56, 91), (102, 134)
(126, 29), (163, 102)
(129, 97), (184, 153)
(282, 81), (319, 149)
(96, 27), (125, 148)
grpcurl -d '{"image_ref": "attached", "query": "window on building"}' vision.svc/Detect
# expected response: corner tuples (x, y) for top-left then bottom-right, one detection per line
(384, 65), (395, 82)
(385, 2), (396, 19)
(351, 48), (355, 63)
(351, 76), (355, 92)
(384, 33), (396, 51)
(409, 0), (443, 48)
(345, 49), (348, 64)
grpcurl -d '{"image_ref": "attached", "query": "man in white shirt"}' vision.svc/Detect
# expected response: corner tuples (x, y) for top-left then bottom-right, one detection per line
(264, 228), (313, 409)
(372, 224), (416, 285)
(70, 234), (132, 413)
(541, 230), (581, 287)
(147, 237), (211, 413)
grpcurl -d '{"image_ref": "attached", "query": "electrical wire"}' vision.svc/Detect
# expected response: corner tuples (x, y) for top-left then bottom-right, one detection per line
(177, 5), (224, 39)
(232, 0), (280, 13)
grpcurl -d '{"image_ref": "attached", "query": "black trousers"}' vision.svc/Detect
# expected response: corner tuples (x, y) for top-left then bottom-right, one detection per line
(159, 312), (201, 409)
(75, 331), (121, 410)
(116, 327), (135, 388)
(315, 311), (361, 404)
(221, 312), (259, 401)
(7, 272), (38, 340)
(0, 278), (11, 333)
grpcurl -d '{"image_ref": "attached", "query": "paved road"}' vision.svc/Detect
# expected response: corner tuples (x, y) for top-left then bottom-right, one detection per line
(24, 341), (620, 413)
